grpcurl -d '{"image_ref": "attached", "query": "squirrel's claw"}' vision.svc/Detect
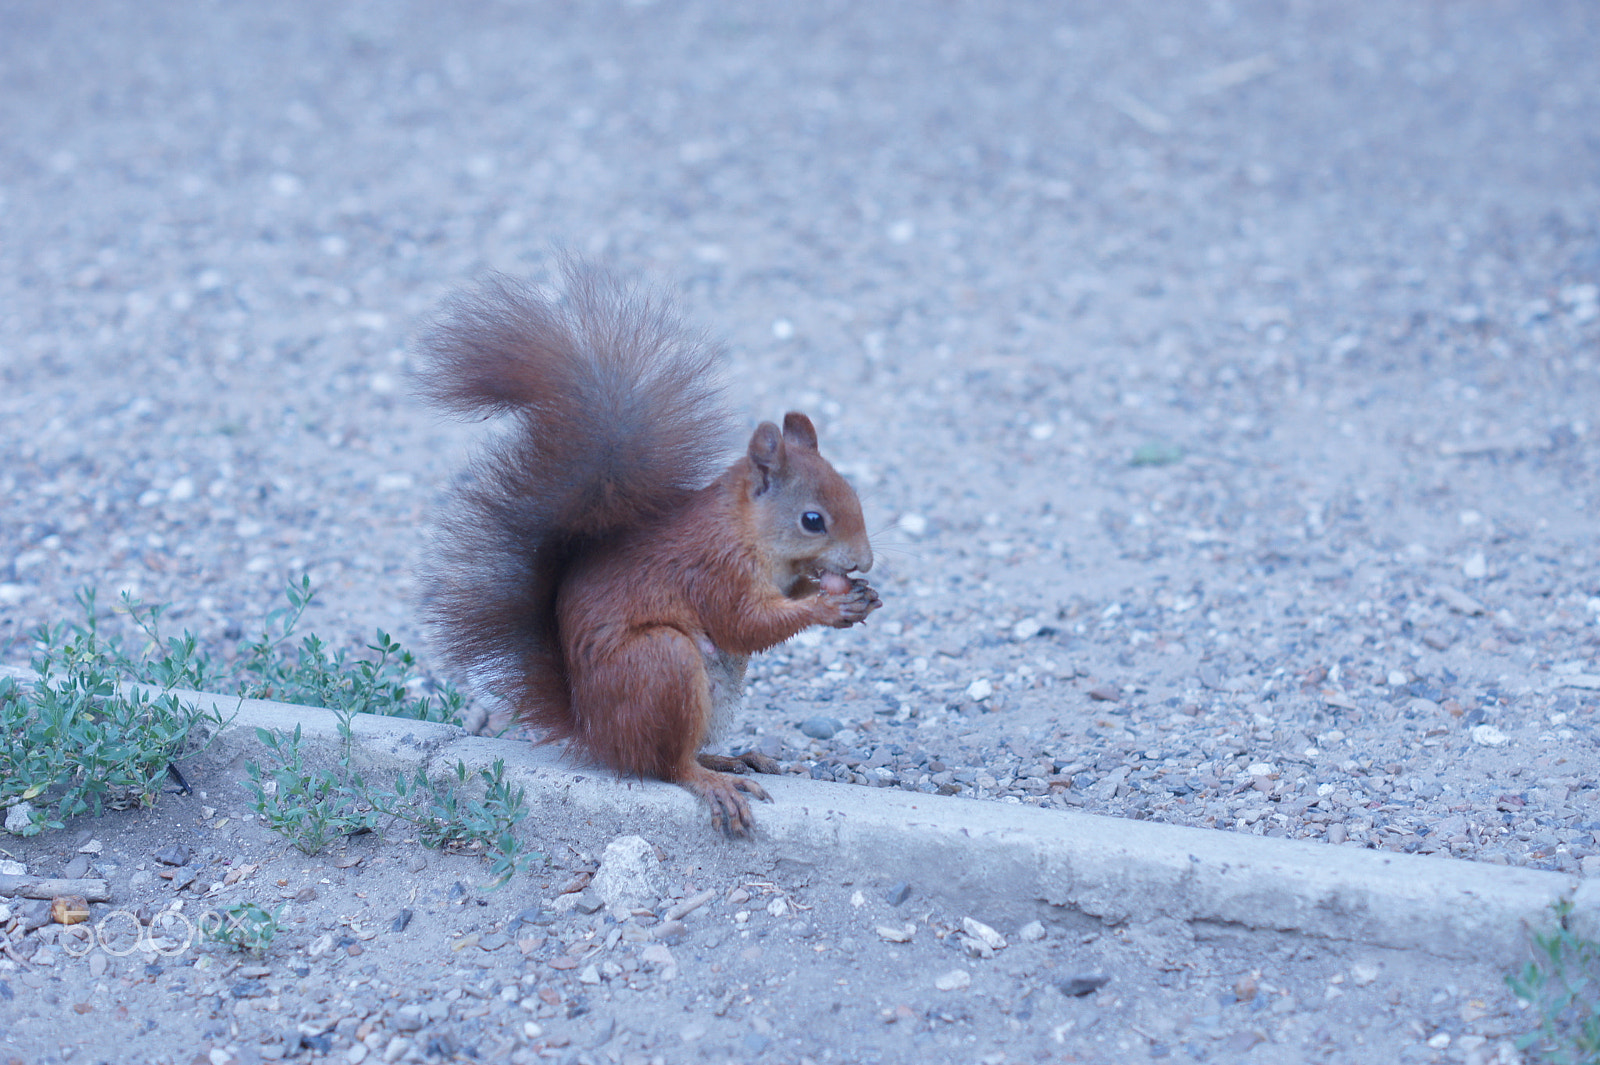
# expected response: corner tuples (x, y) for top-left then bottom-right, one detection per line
(679, 766), (772, 837)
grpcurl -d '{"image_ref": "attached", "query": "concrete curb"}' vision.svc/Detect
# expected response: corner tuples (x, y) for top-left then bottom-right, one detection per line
(151, 688), (1599, 965)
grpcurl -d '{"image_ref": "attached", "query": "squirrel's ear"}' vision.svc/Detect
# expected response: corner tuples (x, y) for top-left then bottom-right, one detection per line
(782, 411), (819, 451)
(747, 421), (786, 493)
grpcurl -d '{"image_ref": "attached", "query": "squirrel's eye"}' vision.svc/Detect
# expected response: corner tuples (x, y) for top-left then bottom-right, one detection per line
(800, 511), (827, 534)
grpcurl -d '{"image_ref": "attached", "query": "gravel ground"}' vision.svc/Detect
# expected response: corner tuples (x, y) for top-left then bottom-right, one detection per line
(0, 744), (1545, 1065)
(3, 1), (1599, 1062)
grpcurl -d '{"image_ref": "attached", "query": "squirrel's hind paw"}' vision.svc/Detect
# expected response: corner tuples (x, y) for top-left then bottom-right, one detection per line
(678, 766), (771, 837)
(698, 750), (782, 776)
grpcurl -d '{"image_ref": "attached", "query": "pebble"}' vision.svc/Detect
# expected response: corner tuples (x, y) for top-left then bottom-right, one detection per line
(799, 716), (842, 740)
(1011, 617), (1044, 641)
(1054, 973), (1110, 997)
(961, 917), (1006, 951)
(1470, 724), (1509, 747)
(153, 844), (193, 866)
(934, 969), (971, 991)
(4, 804), (37, 834)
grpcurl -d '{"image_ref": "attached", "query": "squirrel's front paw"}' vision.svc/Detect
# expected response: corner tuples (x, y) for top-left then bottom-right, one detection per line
(819, 574), (882, 628)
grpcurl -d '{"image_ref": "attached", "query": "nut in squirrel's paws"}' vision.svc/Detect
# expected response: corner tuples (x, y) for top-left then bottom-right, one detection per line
(819, 572), (882, 628)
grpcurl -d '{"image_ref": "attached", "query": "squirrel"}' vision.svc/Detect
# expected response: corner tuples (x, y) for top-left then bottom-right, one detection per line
(415, 261), (882, 835)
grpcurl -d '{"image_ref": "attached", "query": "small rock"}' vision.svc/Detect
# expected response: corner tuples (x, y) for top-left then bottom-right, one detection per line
(896, 513), (928, 538)
(153, 844), (193, 867)
(1011, 617), (1044, 641)
(1462, 552), (1488, 580)
(1470, 724), (1509, 747)
(1017, 921), (1046, 942)
(16, 899), (51, 930)
(961, 917), (1007, 951)
(966, 678), (994, 702)
(650, 919), (687, 941)
(1054, 972), (1110, 997)
(876, 925), (914, 943)
(962, 936), (995, 959)
(478, 933), (509, 951)
(591, 836), (667, 916)
(1087, 685), (1122, 702)
(4, 803), (36, 835)
(766, 897), (789, 918)
(934, 969), (971, 991)
(799, 716), (841, 740)
(883, 881), (912, 907)
(641, 942), (677, 980)
(578, 963), (601, 985)
(1350, 964), (1379, 986)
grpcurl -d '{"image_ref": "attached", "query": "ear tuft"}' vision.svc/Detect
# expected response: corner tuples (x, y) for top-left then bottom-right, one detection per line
(782, 411), (819, 450)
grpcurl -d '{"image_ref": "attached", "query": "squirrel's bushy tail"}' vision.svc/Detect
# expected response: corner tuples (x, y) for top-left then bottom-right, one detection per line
(415, 262), (731, 736)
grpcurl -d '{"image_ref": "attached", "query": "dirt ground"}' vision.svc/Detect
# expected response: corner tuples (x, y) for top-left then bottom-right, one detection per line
(3, 1), (1598, 1062)
(0, 732), (1537, 1065)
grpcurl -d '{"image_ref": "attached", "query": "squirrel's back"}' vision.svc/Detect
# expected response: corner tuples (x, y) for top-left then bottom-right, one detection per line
(415, 263), (733, 734)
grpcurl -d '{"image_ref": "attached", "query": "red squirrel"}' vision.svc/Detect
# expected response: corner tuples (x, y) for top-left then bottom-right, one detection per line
(416, 262), (882, 835)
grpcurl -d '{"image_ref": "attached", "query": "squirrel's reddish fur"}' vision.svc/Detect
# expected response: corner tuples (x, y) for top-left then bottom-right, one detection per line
(416, 263), (880, 834)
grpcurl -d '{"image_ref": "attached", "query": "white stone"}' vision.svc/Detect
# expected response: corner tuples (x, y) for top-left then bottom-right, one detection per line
(1470, 724), (1509, 747)
(962, 917), (1007, 951)
(966, 678), (994, 702)
(591, 836), (666, 917)
(935, 969), (971, 991)
(1011, 617), (1043, 641)
(4, 803), (35, 835)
